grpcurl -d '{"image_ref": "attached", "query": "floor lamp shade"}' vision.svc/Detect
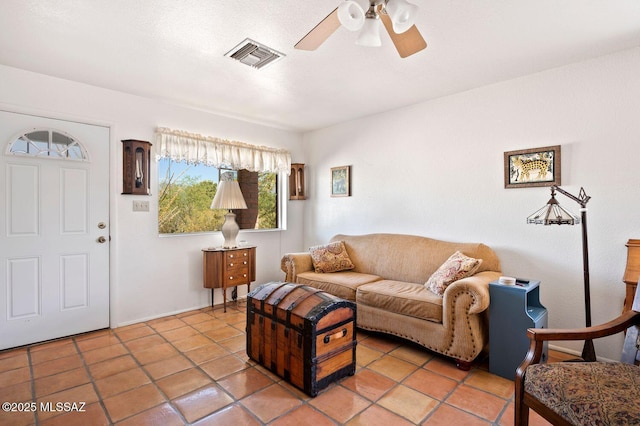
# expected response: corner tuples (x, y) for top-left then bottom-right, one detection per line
(210, 180), (247, 248)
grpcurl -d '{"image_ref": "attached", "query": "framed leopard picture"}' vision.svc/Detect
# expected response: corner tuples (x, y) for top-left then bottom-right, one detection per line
(504, 145), (561, 188)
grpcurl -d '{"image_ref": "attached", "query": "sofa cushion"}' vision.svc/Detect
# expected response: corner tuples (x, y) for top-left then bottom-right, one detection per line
(356, 280), (443, 323)
(309, 241), (355, 273)
(296, 271), (381, 301)
(426, 251), (483, 296)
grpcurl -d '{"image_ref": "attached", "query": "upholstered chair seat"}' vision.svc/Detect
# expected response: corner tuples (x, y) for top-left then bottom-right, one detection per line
(524, 362), (640, 424)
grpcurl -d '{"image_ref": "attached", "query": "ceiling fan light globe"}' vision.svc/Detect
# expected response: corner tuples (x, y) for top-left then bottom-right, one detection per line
(356, 18), (382, 47)
(338, 1), (365, 31)
(385, 0), (418, 33)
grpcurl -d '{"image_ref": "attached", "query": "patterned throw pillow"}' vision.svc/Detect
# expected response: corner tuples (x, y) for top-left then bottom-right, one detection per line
(309, 241), (355, 273)
(426, 251), (483, 296)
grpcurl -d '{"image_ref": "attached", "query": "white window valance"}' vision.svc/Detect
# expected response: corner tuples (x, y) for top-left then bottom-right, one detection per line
(155, 127), (291, 174)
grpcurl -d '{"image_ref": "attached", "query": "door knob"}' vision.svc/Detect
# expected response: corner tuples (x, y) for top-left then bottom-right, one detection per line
(97, 236), (107, 243)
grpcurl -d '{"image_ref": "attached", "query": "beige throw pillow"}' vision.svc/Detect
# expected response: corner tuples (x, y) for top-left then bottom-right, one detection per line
(426, 251), (482, 295)
(309, 241), (355, 273)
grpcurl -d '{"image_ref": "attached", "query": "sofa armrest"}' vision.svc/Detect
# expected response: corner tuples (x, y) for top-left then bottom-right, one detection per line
(281, 252), (314, 282)
(443, 271), (501, 316)
(439, 270), (501, 363)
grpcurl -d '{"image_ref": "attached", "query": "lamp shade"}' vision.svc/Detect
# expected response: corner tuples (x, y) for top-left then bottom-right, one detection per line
(385, 0), (418, 34)
(526, 195), (580, 225)
(356, 18), (382, 47)
(338, 1), (365, 31)
(210, 180), (248, 210)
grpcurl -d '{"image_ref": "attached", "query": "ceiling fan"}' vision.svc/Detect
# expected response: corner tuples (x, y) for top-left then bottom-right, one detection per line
(295, 0), (427, 58)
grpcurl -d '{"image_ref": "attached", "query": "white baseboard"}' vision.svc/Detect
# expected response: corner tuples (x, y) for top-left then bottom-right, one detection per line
(115, 297), (247, 328)
(548, 343), (616, 363)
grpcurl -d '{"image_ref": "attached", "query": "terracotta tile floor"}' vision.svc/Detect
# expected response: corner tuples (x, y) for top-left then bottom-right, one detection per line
(0, 301), (557, 425)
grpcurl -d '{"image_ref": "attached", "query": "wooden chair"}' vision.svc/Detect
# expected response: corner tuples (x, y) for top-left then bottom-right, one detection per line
(515, 285), (640, 425)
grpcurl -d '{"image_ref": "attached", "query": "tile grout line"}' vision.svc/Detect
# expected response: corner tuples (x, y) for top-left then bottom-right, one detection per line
(116, 315), (204, 424)
(121, 307), (254, 423)
(70, 336), (115, 425)
(25, 347), (38, 426)
(359, 338), (434, 424)
(101, 313), (216, 423)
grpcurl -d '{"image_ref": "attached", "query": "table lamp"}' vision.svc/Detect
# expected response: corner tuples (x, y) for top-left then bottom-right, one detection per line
(210, 174), (247, 248)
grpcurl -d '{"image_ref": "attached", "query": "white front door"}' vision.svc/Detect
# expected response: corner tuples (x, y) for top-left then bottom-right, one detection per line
(0, 110), (110, 350)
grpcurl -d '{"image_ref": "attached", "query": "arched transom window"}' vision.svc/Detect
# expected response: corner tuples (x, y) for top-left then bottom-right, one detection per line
(7, 129), (88, 161)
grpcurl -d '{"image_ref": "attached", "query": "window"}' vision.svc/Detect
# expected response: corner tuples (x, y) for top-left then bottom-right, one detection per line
(158, 158), (279, 234)
(7, 129), (87, 160)
(154, 127), (290, 235)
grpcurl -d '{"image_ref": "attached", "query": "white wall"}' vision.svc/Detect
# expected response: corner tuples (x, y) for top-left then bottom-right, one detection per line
(0, 65), (305, 327)
(302, 47), (640, 360)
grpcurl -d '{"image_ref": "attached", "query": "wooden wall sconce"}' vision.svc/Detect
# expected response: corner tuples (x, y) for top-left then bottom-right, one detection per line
(122, 139), (152, 195)
(289, 163), (305, 200)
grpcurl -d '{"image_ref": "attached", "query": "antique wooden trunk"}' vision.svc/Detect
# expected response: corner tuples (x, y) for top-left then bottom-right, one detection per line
(246, 282), (356, 396)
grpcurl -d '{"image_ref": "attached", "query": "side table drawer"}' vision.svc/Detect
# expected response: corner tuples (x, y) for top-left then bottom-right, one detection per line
(225, 257), (250, 271)
(225, 272), (249, 286)
(225, 249), (250, 263)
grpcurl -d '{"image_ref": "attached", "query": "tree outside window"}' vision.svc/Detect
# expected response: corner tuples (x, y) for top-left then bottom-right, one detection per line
(158, 159), (278, 234)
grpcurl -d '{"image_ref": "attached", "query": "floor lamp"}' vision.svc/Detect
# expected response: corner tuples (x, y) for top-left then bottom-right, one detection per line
(526, 185), (596, 362)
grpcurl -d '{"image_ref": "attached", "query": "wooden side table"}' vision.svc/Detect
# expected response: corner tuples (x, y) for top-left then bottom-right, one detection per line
(202, 246), (256, 312)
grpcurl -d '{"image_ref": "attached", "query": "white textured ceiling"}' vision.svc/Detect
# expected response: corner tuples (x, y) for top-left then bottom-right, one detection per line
(1, 1), (639, 131)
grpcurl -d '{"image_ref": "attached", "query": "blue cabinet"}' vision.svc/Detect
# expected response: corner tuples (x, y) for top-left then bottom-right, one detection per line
(489, 279), (548, 380)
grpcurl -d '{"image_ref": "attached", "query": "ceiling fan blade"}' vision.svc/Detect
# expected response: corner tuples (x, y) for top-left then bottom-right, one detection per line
(379, 11), (427, 58)
(295, 8), (341, 51)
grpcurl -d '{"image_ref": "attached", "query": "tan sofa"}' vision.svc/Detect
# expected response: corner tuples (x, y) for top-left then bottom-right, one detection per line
(281, 233), (502, 369)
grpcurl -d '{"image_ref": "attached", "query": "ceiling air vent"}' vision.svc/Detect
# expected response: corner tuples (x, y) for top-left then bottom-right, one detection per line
(225, 38), (285, 70)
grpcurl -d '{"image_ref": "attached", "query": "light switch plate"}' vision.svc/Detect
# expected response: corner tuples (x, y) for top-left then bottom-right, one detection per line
(133, 200), (149, 212)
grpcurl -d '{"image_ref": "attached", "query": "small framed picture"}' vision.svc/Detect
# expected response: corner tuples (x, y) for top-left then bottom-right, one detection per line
(504, 145), (561, 188)
(331, 166), (351, 197)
